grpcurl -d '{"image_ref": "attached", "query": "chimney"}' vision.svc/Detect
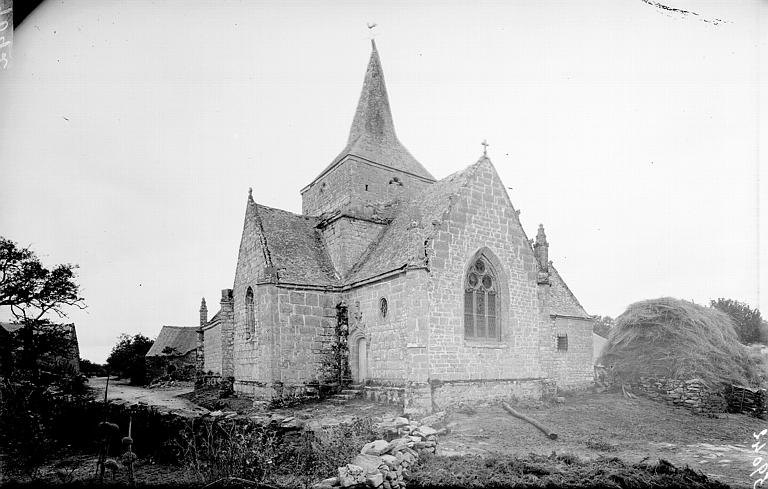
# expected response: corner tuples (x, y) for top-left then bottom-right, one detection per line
(196, 297), (207, 381)
(199, 297), (208, 327)
(220, 289), (234, 311)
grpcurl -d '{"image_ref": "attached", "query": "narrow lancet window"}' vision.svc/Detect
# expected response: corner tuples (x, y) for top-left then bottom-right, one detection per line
(245, 287), (255, 339)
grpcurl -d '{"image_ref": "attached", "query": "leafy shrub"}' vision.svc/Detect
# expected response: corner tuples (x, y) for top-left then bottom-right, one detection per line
(178, 418), (280, 485)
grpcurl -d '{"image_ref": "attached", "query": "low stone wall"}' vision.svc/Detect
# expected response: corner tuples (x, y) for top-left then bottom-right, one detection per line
(313, 416), (439, 489)
(430, 378), (554, 412)
(628, 378), (728, 415)
(726, 384), (767, 418)
(362, 385), (406, 406)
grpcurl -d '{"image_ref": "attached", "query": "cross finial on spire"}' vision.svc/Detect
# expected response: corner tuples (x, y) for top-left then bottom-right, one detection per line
(481, 139), (489, 157)
(248, 187), (253, 198)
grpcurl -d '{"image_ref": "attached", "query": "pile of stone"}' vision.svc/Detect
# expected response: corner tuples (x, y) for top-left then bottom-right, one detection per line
(726, 384), (767, 417)
(313, 417), (439, 489)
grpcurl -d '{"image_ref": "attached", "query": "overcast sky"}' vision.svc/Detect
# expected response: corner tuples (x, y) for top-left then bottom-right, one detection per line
(0, 0), (765, 363)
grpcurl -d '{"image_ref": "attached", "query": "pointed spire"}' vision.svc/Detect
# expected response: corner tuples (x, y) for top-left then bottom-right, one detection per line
(347, 39), (397, 146)
(305, 40), (435, 190)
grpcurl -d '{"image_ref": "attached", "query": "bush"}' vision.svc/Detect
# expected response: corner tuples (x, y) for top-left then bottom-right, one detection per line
(177, 415), (381, 489)
(0, 379), (92, 479)
(79, 359), (107, 377)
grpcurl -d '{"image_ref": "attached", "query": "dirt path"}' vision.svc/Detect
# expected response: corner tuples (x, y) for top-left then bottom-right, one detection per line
(89, 377), (208, 416)
(437, 392), (765, 489)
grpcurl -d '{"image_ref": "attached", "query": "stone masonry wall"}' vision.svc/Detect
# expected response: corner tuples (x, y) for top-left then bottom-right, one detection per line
(547, 316), (593, 389)
(276, 289), (339, 385)
(203, 322), (222, 375)
(430, 378), (551, 411)
(345, 274), (410, 383)
(232, 200), (343, 398)
(302, 161), (353, 217)
(629, 377), (728, 415)
(233, 200), (277, 396)
(302, 157), (433, 217)
(426, 159), (545, 383)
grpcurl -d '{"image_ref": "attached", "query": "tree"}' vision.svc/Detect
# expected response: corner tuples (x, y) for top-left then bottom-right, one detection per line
(593, 316), (614, 339)
(710, 298), (763, 345)
(79, 358), (107, 377)
(0, 237), (85, 379)
(106, 333), (154, 385)
(759, 320), (768, 345)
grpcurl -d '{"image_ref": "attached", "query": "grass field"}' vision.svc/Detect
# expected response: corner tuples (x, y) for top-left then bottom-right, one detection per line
(436, 391), (765, 488)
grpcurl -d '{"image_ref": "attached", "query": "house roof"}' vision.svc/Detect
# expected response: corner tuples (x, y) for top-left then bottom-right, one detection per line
(308, 41), (435, 187)
(0, 322), (23, 334)
(252, 201), (340, 287)
(145, 326), (198, 357)
(548, 266), (591, 319)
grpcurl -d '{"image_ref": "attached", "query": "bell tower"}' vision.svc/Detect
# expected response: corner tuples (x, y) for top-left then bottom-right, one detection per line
(300, 40), (435, 218)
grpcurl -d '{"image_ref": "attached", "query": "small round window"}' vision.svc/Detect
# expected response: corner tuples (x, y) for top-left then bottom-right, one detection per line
(379, 297), (388, 318)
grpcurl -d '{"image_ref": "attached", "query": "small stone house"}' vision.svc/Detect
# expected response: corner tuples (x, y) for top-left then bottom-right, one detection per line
(0, 321), (80, 376)
(145, 325), (198, 380)
(197, 41), (594, 412)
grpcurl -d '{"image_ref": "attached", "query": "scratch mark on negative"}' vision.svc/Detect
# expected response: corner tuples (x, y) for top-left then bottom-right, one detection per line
(639, 0), (727, 25)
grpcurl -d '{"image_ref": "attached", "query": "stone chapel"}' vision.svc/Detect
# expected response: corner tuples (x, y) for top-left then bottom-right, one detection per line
(197, 41), (594, 413)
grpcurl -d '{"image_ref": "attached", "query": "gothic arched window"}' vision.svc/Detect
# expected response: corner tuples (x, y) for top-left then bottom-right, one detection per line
(464, 256), (499, 340)
(245, 287), (255, 339)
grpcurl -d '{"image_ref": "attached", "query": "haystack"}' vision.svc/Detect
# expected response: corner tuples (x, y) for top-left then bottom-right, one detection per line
(600, 297), (760, 387)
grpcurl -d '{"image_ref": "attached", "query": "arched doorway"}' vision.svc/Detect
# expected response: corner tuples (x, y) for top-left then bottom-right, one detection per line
(355, 337), (367, 383)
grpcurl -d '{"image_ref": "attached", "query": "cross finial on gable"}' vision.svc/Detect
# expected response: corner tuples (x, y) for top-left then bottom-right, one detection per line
(481, 139), (489, 157)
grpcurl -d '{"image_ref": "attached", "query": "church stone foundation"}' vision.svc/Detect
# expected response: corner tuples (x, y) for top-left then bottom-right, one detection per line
(429, 378), (555, 413)
(359, 378), (556, 415)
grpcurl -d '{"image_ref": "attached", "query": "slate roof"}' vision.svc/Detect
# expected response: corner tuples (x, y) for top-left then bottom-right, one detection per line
(548, 266), (591, 319)
(0, 322), (23, 334)
(146, 326), (198, 357)
(309, 41), (435, 186)
(347, 160), (481, 284)
(252, 202), (340, 287)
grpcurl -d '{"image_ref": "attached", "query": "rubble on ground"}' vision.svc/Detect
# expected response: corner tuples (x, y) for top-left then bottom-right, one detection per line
(312, 416), (439, 489)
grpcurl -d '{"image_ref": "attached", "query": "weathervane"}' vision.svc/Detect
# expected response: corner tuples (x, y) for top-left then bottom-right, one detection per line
(481, 139), (489, 157)
(367, 22), (378, 40)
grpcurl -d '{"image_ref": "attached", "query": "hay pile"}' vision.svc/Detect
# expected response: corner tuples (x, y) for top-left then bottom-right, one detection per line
(601, 297), (761, 387)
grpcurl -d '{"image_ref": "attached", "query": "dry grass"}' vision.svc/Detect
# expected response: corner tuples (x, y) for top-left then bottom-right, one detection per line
(600, 297), (761, 387)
